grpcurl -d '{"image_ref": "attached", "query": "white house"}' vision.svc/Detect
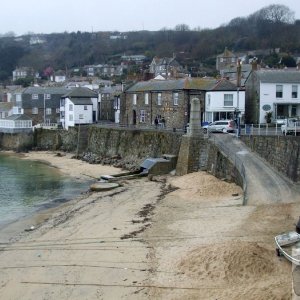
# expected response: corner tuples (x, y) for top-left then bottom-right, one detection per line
(60, 87), (98, 129)
(245, 69), (300, 124)
(204, 79), (245, 123)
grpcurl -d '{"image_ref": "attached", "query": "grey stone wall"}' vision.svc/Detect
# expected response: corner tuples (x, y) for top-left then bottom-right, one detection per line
(241, 135), (300, 182)
(0, 132), (34, 151)
(87, 127), (182, 161)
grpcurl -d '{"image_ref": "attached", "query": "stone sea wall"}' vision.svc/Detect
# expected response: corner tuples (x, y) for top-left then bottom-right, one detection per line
(240, 135), (300, 182)
(1, 127), (299, 184)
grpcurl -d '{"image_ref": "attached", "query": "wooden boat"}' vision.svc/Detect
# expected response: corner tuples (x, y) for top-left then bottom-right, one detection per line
(275, 231), (300, 265)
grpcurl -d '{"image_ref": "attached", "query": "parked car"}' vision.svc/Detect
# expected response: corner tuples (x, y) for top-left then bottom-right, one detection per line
(202, 120), (236, 133)
(281, 118), (300, 135)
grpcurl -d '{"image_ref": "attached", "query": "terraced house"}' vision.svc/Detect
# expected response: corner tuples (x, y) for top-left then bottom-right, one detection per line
(13, 87), (69, 125)
(120, 78), (240, 130)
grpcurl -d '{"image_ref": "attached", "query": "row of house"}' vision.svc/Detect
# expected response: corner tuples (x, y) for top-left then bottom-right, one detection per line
(1, 65), (300, 132)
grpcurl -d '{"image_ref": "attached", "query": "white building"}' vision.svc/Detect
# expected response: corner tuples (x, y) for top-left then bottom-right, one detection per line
(204, 79), (245, 123)
(245, 69), (300, 124)
(60, 87), (98, 129)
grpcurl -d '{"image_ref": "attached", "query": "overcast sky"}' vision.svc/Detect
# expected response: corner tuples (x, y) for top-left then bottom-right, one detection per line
(1, 0), (299, 35)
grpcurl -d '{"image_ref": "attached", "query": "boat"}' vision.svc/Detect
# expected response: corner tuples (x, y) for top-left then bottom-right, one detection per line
(275, 231), (300, 265)
(275, 217), (300, 265)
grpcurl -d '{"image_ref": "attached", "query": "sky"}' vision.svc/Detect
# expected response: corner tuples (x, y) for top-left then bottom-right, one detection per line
(1, 0), (299, 36)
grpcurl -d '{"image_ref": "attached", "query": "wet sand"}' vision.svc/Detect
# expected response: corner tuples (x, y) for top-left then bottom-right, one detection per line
(0, 151), (299, 299)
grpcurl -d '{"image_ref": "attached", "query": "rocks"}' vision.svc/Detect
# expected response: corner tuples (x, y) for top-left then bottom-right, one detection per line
(80, 152), (141, 171)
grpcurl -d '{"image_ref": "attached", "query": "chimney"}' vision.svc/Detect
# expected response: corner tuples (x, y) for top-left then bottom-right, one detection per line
(237, 59), (242, 88)
(251, 58), (258, 71)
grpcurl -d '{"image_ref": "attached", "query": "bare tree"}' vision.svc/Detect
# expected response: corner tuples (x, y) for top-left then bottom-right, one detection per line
(250, 4), (295, 24)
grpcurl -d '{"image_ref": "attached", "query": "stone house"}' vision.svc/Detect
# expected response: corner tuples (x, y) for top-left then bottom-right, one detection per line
(12, 67), (35, 82)
(120, 78), (222, 130)
(149, 56), (187, 79)
(99, 85), (122, 123)
(245, 68), (300, 124)
(216, 48), (238, 75)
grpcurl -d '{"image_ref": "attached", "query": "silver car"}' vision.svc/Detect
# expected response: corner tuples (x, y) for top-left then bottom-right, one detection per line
(202, 120), (236, 133)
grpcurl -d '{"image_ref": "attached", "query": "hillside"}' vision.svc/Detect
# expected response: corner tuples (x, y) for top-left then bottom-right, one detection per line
(0, 4), (299, 83)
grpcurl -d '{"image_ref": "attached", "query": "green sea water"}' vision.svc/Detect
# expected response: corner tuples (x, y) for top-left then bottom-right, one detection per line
(0, 153), (89, 228)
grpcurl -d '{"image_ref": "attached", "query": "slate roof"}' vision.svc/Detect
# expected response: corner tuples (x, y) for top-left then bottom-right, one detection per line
(63, 87), (98, 98)
(23, 87), (69, 95)
(126, 78), (235, 92)
(70, 98), (93, 105)
(256, 70), (300, 83)
(5, 114), (32, 121)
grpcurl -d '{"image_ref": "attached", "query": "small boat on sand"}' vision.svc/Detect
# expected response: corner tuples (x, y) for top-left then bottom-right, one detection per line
(275, 231), (300, 265)
(275, 217), (300, 265)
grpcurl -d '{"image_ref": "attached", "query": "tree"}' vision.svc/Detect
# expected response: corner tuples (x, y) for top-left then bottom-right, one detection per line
(250, 4), (295, 24)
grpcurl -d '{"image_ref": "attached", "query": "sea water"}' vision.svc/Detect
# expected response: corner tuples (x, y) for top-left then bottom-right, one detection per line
(0, 153), (89, 228)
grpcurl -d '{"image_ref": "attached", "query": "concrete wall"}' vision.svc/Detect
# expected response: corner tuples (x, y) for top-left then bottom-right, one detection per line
(241, 135), (300, 182)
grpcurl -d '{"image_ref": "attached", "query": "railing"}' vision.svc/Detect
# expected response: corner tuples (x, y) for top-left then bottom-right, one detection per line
(33, 123), (58, 130)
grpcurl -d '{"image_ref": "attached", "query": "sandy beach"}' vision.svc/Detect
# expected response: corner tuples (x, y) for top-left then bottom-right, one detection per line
(0, 150), (299, 299)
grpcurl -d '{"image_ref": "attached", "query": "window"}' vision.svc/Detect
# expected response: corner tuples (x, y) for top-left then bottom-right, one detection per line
(46, 108), (52, 115)
(276, 85), (283, 98)
(44, 94), (51, 99)
(79, 114), (84, 119)
(32, 94), (38, 100)
(69, 104), (73, 111)
(69, 114), (73, 121)
(133, 94), (137, 105)
(140, 110), (146, 123)
(32, 107), (38, 114)
(145, 93), (149, 105)
(157, 93), (162, 105)
(173, 92), (179, 106)
(56, 108), (60, 114)
(224, 94), (233, 106)
(292, 85), (298, 98)
(84, 105), (88, 110)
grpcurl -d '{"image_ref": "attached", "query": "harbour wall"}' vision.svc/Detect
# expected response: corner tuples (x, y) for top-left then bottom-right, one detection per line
(1, 128), (297, 186)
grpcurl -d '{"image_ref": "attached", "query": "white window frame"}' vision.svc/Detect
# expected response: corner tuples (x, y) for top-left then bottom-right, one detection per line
(45, 94), (51, 99)
(32, 107), (38, 114)
(133, 94), (137, 105)
(69, 104), (73, 111)
(157, 93), (162, 106)
(69, 114), (73, 121)
(173, 92), (179, 106)
(224, 94), (233, 107)
(32, 94), (38, 100)
(292, 85), (298, 99)
(276, 85), (283, 98)
(46, 108), (52, 115)
(140, 110), (146, 123)
(84, 105), (88, 110)
(56, 108), (60, 114)
(145, 93), (149, 105)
